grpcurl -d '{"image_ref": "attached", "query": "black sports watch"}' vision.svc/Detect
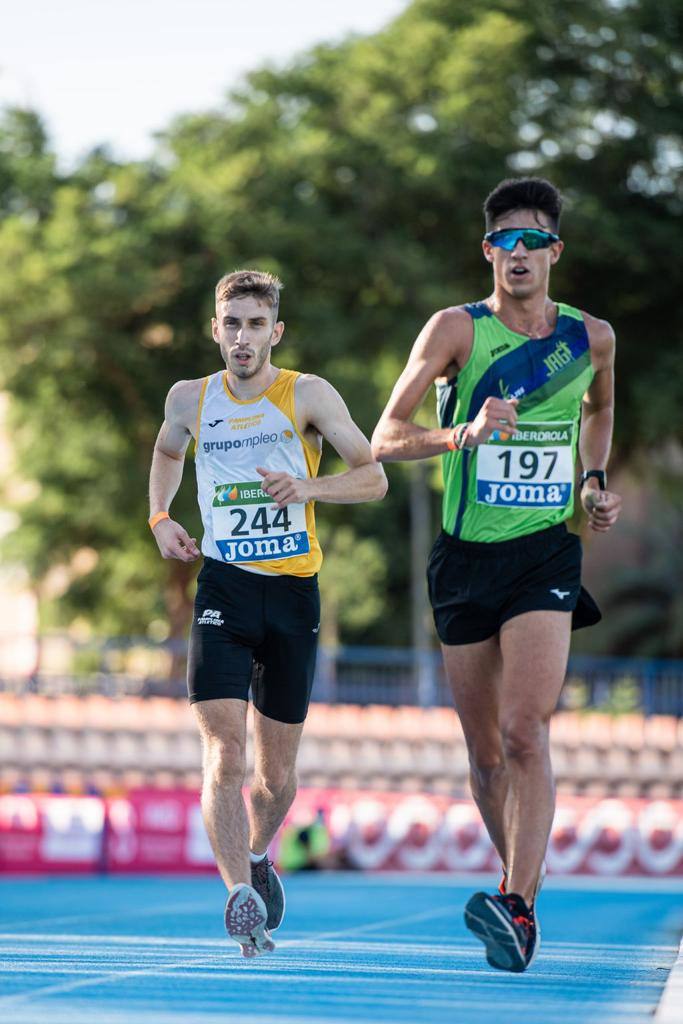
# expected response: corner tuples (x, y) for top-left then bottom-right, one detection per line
(579, 469), (606, 490)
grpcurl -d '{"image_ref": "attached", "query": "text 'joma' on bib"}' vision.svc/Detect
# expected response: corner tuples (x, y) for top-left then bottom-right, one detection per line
(476, 421), (574, 508)
(211, 480), (310, 563)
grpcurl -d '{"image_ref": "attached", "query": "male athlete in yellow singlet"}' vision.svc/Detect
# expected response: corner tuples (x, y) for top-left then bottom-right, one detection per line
(372, 178), (621, 972)
(149, 270), (386, 957)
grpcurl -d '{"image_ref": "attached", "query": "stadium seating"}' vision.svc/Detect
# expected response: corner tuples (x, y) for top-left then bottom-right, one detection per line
(0, 694), (681, 798)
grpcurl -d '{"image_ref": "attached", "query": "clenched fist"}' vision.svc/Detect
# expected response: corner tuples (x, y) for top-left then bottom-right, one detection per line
(256, 466), (313, 508)
(581, 485), (622, 533)
(467, 397), (520, 447)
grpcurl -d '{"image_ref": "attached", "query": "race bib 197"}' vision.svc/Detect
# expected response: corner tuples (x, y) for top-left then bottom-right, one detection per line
(211, 481), (310, 563)
(475, 421), (574, 508)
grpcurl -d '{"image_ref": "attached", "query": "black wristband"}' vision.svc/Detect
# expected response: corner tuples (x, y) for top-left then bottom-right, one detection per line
(580, 469), (606, 490)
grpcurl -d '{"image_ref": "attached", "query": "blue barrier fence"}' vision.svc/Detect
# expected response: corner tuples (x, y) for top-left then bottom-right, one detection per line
(314, 647), (683, 715)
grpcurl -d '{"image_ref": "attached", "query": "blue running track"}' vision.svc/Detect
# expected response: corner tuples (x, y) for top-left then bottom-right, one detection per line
(1, 874), (682, 1024)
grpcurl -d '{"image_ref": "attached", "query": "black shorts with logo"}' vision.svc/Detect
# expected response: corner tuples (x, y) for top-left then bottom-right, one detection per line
(427, 523), (601, 646)
(187, 557), (320, 724)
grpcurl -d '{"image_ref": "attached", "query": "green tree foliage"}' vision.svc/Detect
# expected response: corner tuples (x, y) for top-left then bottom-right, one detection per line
(0, 0), (681, 650)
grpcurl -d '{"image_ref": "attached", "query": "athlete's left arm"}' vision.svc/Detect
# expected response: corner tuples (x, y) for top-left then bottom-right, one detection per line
(256, 376), (387, 507)
(579, 316), (622, 533)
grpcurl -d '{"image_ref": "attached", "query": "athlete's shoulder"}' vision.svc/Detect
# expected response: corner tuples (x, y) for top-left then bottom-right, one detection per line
(165, 376), (208, 425)
(578, 310), (616, 366)
(421, 305), (475, 377)
(428, 304), (474, 335)
(294, 372), (340, 404)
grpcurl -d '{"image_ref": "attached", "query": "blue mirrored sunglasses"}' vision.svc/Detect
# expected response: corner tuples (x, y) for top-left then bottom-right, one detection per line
(484, 228), (560, 251)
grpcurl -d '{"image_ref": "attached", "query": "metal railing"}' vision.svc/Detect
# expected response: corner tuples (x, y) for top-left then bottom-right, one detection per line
(316, 648), (683, 715)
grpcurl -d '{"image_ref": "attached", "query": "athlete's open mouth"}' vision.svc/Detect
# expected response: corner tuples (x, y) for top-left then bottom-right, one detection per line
(510, 267), (529, 276)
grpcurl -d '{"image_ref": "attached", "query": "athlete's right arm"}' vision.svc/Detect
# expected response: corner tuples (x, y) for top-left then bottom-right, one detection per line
(371, 308), (472, 462)
(148, 380), (202, 562)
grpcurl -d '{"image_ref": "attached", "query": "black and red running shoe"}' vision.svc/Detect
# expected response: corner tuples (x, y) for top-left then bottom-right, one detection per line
(464, 891), (539, 973)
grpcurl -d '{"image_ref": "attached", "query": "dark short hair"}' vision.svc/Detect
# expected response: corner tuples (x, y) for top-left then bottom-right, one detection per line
(215, 269), (283, 320)
(483, 177), (563, 233)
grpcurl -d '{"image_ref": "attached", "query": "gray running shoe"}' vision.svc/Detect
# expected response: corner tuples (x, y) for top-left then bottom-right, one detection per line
(251, 856), (286, 931)
(224, 883), (275, 958)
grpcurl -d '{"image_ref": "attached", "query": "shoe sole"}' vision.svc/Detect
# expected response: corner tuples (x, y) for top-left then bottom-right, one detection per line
(464, 892), (527, 973)
(225, 887), (275, 959)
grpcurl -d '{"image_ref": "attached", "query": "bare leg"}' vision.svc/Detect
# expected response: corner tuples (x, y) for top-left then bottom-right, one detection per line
(193, 698), (249, 890)
(499, 610), (571, 904)
(442, 636), (508, 867)
(249, 709), (304, 855)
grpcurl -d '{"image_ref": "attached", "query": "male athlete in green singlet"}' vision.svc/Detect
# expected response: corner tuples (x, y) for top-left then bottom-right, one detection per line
(371, 178), (621, 973)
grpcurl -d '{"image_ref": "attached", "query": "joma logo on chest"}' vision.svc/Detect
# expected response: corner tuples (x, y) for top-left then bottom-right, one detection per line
(543, 340), (573, 377)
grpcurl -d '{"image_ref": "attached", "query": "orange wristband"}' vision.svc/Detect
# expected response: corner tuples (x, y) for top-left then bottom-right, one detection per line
(148, 511), (170, 530)
(446, 429), (458, 452)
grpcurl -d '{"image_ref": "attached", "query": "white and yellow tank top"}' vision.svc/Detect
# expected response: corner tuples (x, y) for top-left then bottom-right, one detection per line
(194, 369), (322, 576)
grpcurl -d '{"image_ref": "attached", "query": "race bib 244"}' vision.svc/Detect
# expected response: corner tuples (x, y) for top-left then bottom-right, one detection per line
(211, 480), (310, 563)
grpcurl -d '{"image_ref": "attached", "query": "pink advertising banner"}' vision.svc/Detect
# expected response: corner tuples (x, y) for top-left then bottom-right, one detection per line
(1, 788), (682, 876)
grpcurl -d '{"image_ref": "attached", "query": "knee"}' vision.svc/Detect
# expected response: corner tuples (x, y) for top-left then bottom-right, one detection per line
(501, 717), (549, 764)
(469, 752), (506, 793)
(202, 736), (246, 789)
(254, 766), (298, 805)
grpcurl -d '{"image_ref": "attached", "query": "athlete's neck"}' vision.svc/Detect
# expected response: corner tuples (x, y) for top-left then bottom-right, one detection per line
(224, 363), (280, 401)
(486, 290), (558, 339)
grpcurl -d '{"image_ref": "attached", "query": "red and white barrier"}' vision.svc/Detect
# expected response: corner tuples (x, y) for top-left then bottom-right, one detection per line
(1, 788), (683, 875)
(0, 794), (104, 873)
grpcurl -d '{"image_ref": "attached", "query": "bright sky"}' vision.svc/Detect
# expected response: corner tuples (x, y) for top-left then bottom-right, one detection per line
(1, 0), (408, 165)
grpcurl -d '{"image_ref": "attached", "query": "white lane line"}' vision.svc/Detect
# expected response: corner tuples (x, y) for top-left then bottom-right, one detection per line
(0, 951), (216, 1006)
(654, 935), (683, 1024)
(0, 904), (451, 952)
(3, 1011), (377, 1024)
(0, 935), (673, 991)
(0, 932), (675, 953)
(0, 963), (668, 988)
(0, 907), (449, 953)
(0, 933), (229, 948)
(0, 905), (452, 1006)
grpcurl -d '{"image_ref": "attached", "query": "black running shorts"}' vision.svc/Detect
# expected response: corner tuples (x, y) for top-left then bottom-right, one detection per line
(187, 558), (320, 723)
(427, 523), (601, 646)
